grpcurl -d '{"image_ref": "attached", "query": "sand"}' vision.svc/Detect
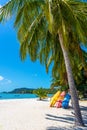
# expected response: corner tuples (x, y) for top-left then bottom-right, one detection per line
(0, 98), (87, 130)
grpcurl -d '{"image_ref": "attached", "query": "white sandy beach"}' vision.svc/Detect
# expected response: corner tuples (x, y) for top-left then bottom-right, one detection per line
(0, 98), (87, 130)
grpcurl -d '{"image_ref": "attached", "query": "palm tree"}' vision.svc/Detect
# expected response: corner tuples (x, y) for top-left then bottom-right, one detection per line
(0, 0), (87, 126)
(33, 87), (48, 100)
(50, 47), (87, 89)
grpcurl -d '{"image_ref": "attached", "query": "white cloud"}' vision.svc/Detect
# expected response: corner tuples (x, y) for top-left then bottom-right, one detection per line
(0, 75), (12, 85)
(0, 5), (2, 16)
(0, 76), (4, 81)
(0, 5), (2, 8)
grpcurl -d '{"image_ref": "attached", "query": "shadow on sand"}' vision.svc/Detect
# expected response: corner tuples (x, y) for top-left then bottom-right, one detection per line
(80, 106), (87, 125)
(45, 113), (74, 124)
(46, 105), (87, 130)
(46, 126), (71, 130)
(46, 126), (87, 130)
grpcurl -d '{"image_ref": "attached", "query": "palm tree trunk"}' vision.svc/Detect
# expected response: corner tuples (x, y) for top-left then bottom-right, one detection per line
(58, 31), (84, 126)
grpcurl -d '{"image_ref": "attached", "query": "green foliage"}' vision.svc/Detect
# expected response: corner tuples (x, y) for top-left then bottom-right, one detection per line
(8, 88), (35, 94)
(50, 75), (69, 92)
(0, 0), (87, 81)
(76, 67), (87, 97)
(48, 88), (58, 94)
(33, 87), (48, 100)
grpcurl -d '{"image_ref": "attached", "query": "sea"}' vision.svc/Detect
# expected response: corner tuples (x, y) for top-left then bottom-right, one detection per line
(0, 93), (37, 100)
(0, 93), (52, 100)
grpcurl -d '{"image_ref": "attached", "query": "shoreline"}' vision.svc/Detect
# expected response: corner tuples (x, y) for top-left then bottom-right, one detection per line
(0, 98), (87, 130)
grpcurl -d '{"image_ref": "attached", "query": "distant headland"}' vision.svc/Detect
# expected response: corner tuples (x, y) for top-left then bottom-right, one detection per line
(2, 88), (36, 94)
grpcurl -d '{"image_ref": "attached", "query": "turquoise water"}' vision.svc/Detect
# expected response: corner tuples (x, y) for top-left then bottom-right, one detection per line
(0, 93), (37, 100)
(0, 93), (52, 100)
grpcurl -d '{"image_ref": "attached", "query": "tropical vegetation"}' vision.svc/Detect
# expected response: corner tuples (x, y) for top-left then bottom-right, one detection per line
(33, 87), (48, 100)
(0, 0), (87, 126)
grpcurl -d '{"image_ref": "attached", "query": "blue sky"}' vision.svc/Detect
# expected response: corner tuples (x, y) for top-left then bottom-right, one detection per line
(0, 0), (51, 92)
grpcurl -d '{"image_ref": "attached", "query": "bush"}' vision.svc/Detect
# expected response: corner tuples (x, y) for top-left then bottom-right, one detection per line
(33, 87), (48, 100)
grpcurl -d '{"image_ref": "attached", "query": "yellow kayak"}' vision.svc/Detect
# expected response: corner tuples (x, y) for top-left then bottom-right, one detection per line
(50, 91), (61, 107)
